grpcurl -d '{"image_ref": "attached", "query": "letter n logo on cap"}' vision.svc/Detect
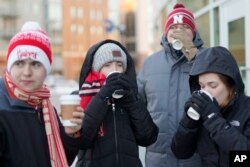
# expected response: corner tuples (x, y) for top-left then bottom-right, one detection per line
(173, 15), (184, 24)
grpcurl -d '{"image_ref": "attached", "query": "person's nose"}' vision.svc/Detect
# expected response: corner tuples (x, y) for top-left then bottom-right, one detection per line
(110, 63), (118, 72)
(23, 64), (32, 76)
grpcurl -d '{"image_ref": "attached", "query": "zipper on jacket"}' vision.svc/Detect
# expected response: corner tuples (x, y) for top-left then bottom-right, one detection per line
(112, 103), (119, 166)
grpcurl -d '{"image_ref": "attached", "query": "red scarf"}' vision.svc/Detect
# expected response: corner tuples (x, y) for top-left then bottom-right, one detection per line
(79, 70), (106, 136)
(4, 72), (68, 167)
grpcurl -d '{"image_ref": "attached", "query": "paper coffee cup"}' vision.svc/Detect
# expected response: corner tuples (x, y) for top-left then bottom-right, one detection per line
(59, 94), (81, 127)
(172, 39), (183, 50)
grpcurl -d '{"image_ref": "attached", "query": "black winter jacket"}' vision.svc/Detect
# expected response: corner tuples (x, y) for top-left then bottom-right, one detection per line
(76, 39), (158, 167)
(171, 46), (250, 167)
(0, 78), (82, 167)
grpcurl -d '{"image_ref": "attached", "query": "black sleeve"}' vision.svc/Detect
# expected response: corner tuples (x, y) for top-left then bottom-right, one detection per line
(0, 124), (4, 157)
(126, 98), (159, 146)
(171, 112), (201, 159)
(203, 113), (250, 151)
(80, 94), (109, 147)
(59, 126), (83, 165)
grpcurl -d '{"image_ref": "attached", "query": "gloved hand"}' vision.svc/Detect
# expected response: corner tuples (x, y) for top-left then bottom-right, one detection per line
(116, 74), (137, 109)
(188, 91), (220, 121)
(98, 72), (124, 100)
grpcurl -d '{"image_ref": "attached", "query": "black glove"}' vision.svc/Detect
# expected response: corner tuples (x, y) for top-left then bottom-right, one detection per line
(188, 91), (220, 121)
(98, 72), (124, 100)
(116, 74), (137, 109)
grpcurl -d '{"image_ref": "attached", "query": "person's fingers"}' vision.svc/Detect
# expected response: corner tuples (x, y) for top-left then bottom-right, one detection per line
(191, 93), (206, 107)
(70, 118), (82, 125)
(76, 106), (84, 112)
(118, 75), (130, 89)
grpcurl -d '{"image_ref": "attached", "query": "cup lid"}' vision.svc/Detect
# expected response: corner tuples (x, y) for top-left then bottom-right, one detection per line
(59, 95), (81, 104)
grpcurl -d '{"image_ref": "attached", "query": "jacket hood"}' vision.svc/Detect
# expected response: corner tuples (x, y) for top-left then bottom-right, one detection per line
(79, 39), (138, 94)
(189, 46), (245, 95)
(161, 29), (204, 54)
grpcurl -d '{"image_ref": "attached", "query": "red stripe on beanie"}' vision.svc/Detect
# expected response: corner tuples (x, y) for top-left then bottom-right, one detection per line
(6, 22), (52, 74)
(7, 31), (51, 64)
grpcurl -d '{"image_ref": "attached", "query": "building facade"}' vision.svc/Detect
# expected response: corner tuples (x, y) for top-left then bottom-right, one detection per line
(62, 0), (110, 80)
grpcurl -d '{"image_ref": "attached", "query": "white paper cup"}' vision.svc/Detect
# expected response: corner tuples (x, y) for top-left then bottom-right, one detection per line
(172, 39), (183, 50)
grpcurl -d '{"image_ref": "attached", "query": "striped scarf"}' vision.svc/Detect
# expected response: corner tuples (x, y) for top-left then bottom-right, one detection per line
(79, 70), (106, 136)
(4, 72), (68, 167)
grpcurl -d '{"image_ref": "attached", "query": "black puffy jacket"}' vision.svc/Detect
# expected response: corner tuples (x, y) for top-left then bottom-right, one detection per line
(76, 39), (159, 167)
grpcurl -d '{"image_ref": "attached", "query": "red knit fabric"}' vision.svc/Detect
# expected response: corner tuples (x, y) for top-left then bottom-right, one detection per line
(79, 70), (106, 109)
(7, 31), (52, 63)
(164, 3), (195, 35)
(79, 70), (106, 136)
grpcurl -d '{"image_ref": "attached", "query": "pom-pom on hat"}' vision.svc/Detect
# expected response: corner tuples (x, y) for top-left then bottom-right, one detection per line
(6, 21), (52, 74)
(92, 43), (127, 72)
(164, 4), (196, 35)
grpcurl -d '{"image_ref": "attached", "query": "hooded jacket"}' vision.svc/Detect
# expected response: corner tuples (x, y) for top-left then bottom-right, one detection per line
(76, 39), (158, 167)
(137, 31), (204, 167)
(171, 46), (250, 167)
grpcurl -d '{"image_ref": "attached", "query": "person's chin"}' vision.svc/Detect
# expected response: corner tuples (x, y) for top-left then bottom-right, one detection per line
(22, 84), (38, 91)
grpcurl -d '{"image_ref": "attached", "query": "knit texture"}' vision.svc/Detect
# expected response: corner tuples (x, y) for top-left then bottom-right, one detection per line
(6, 21), (52, 74)
(92, 43), (127, 72)
(164, 4), (195, 35)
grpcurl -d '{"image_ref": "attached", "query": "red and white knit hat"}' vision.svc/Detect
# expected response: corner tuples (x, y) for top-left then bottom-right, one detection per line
(164, 4), (196, 35)
(6, 21), (52, 74)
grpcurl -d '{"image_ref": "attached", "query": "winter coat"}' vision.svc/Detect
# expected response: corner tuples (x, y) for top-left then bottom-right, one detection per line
(171, 46), (250, 167)
(76, 39), (158, 167)
(137, 31), (204, 167)
(0, 78), (82, 167)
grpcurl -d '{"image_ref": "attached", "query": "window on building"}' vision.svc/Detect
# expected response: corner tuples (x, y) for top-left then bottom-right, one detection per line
(77, 8), (83, 18)
(196, 12), (210, 47)
(90, 9), (95, 20)
(229, 17), (245, 66)
(125, 12), (135, 37)
(214, 7), (220, 46)
(70, 6), (77, 18)
(185, 0), (209, 12)
(70, 24), (77, 33)
(78, 25), (84, 34)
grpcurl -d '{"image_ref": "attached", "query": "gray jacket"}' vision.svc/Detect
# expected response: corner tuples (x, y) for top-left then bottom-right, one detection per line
(137, 32), (203, 167)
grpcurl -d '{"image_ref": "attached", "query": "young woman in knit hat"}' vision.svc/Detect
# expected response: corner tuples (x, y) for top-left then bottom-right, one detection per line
(76, 39), (158, 167)
(0, 21), (84, 167)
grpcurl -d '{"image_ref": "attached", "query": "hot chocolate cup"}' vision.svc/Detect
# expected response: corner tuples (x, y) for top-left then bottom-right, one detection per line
(59, 94), (81, 127)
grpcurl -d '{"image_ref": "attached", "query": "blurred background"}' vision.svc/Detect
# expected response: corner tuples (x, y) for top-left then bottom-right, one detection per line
(0, 0), (249, 166)
(0, 0), (249, 95)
